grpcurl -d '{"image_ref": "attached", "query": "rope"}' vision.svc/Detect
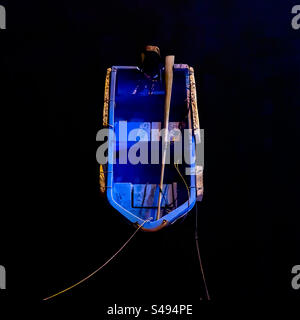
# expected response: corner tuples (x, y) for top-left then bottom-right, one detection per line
(174, 163), (190, 206)
(195, 201), (211, 301)
(43, 218), (151, 301)
(174, 162), (210, 300)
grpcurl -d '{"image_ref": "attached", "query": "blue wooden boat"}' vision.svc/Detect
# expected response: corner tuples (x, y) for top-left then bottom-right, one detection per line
(100, 63), (203, 231)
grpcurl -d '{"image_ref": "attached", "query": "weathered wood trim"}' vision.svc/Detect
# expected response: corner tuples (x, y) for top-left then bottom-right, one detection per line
(103, 68), (111, 127)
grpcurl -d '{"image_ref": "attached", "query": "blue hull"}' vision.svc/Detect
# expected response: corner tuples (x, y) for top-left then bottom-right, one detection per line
(102, 65), (202, 231)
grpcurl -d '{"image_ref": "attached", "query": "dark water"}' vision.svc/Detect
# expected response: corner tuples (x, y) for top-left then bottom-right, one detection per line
(1, 0), (299, 309)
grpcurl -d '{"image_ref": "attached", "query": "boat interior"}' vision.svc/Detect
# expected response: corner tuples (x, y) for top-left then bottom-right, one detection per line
(109, 67), (196, 223)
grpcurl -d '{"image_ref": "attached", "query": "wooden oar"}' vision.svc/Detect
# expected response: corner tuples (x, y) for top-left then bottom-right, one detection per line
(156, 55), (175, 220)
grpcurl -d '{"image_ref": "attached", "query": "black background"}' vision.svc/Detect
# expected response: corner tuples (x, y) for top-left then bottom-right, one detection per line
(0, 0), (299, 311)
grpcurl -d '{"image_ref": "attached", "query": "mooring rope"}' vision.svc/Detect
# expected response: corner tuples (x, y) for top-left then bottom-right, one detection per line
(195, 201), (211, 301)
(174, 162), (190, 206)
(174, 162), (210, 301)
(43, 218), (151, 301)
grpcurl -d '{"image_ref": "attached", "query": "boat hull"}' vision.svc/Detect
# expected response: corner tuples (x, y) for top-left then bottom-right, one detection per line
(100, 64), (203, 231)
